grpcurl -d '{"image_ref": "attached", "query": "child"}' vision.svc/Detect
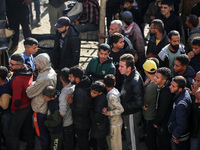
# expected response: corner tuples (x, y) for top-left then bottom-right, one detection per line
(43, 86), (63, 150)
(188, 37), (200, 74)
(102, 74), (124, 150)
(90, 81), (109, 150)
(21, 37), (38, 70)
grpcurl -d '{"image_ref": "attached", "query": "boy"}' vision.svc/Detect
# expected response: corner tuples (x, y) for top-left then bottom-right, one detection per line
(102, 74), (124, 150)
(188, 37), (200, 74)
(90, 81), (109, 150)
(21, 37), (38, 70)
(43, 86), (63, 150)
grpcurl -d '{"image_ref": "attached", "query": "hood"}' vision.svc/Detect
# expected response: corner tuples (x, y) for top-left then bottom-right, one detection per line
(66, 25), (80, 37)
(76, 76), (92, 89)
(190, 26), (200, 34)
(108, 87), (120, 97)
(14, 64), (33, 77)
(183, 65), (196, 78)
(34, 53), (51, 72)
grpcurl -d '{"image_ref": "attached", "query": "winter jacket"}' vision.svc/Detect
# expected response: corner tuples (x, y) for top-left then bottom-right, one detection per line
(70, 76), (92, 129)
(84, 57), (116, 82)
(120, 68), (143, 115)
(168, 89), (192, 140)
(11, 64), (33, 112)
(90, 93), (109, 138)
(189, 53), (200, 74)
(52, 25), (80, 71)
(26, 53), (57, 114)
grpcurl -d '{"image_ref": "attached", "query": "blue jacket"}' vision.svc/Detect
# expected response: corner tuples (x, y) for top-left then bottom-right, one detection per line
(168, 89), (192, 140)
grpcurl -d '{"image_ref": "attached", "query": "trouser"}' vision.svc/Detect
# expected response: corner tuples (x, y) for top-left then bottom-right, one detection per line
(9, 105), (35, 150)
(33, 112), (50, 150)
(143, 119), (157, 150)
(75, 24), (98, 32)
(106, 6), (119, 33)
(30, 0), (41, 19)
(74, 127), (90, 150)
(63, 124), (74, 150)
(50, 133), (63, 150)
(123, 111), (142, 150)
(175, 138), (190, 150)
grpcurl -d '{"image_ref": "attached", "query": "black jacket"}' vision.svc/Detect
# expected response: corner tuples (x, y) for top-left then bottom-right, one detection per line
(90, 93), (109, 138)
(70, 76), (92, 129)
(189, 54), (200, 74)
(154, 81), (174, 128)
(53, 25), (80, 71)
(120, 68), (143, 115)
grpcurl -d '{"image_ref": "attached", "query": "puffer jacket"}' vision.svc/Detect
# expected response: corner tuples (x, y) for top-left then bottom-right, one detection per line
(26, 53), (57, 114)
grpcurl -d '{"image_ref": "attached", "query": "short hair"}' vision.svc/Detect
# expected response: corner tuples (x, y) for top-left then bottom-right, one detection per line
(24, 37), (38, 46)
(111, 20), (123, 31)
(175, 54), (189, 66)
(0, 66), (8, 80)
(90, 81), (105, 92)
(120, 54), (135, 70)
(104, 74), (115, 88)
(109, 33), (124, 47)
(99, 43), (111, 52)
(192, 37), (200, 46)
(69, 65), (83, 80)
(161, 0), (173, 7)
(43, 86), (57, 98)
(10, 54), (24, 64)
(147, 57), (159, 68)
(172, 76), (186, 89)
(168, 30), (180, 39)
(188, 14), (199, 27)
(60, 67), (70, 83)
(124, 0), (133, 3)
(151, 19), (164, 33)
(157, 67), (171, 80)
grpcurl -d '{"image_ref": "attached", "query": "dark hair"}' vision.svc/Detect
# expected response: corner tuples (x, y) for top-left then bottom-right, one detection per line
(99, 43), (111, 52)
(172, 76), (186, 89)
(10, 54), (24, 64)
(43, 86), (57, 98)
(124, 20), (132, 26)
(188, 14), (199, 27)
(60, 67), (70, 83)
(157, 67), (171, 80)
(151, 19), (164, 33)
(104, 74), (115, 88)
(148, 57), (159, 68)
(192, 37), (200, 46)
(175, 54), (189, 66)
(69, 65), (83, 80)
(24, 37), (38, 46)
(168, 30), (180, 39)
(109, 33), (124, 48)
(0, 66), (8, 80)
(161, 0), (173, 6)
(90, 81), (105, 92)
(124, 0), (133, 3)
(120, 54), (135, 70)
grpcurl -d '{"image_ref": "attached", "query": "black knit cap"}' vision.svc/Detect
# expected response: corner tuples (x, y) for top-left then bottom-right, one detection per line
(120, 11), (133, 23)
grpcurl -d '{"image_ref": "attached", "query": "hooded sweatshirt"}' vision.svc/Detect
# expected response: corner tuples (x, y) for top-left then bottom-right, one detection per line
(26, 53), (57, 114)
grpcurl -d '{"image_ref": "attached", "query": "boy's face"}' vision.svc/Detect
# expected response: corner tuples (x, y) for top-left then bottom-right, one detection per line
(98, 49), (110, 63)
(43, 95), (52, 101)
(113, 38), (124, 49)
(154, 72), (166, 87)
(173, 60), (186, 73)
(90, 89), (101, 98)
(124, 2), (132, 10)
(192, 45), (200, 55)
(26, 44), (38, 55)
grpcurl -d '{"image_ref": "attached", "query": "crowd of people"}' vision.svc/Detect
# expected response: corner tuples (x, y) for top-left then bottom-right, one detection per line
(1, 0), (200, 150)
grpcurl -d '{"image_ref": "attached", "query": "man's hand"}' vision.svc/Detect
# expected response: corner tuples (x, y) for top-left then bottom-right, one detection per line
(153, 124), (158, 128)
(191, 82), (199, 95)
(74, 20), (79, 25)
(172, 138), (179, 144)
(66, 94), (73, 104)
(23, 0), (31, 6)
(98, 33), (108, 39)
(102, 107), (110, 116)
(142, 104), (148, 111)
(150, 16), (155, 20)
(188, 51), (194, 61)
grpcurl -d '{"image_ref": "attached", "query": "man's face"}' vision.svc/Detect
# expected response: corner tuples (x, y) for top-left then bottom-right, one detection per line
(185, 17), (190, 28)
(170, 81), (180, 94)
(169, 35), (180, 51)
(173, 60), (185, 73)
(9, 60), (23, 71)
(43, 95), (52, 101)
(150, 23), (156, 35)
(154, 72), (165, 87)
(26, 44), (38, 55)
(57, 26), (68, 34)
(124, 2), (132, 10)
(161, 4), (172, 17)
(90, 89), (101, 98)
(114, 38), (124, 49)
(69, 74), (76, 85)
(109, 23), (119, 36)
(195, 92), (200, 103)
(195, 74), (200, 87)
(119, 61), (130, 76)
(192, 45), (200, 55)
(98, 49), (110, 63)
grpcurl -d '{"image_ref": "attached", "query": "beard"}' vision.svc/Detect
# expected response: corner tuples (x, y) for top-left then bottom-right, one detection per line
(170, 43), (179, 51)
(71, 80), (76, 85)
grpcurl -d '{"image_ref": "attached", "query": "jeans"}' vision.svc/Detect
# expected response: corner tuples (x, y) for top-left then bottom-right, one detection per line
(190, 137), (197, 150)
(75, 24), (98, 32)
(30, 0), (41, 19)
(74, 127), (90, 150)
(63, 124), (74, 150)
(157, 127), (172, 150)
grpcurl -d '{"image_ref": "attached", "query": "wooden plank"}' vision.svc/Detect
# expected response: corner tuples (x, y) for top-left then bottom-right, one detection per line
(99, 0), (106, 44)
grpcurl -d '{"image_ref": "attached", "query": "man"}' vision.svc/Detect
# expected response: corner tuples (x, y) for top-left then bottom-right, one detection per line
(9, 54), (35, 150)
(142, 60), (158, 150)
(156, 0), (182, 36)
(185, 14), (200, 53)
(53, 16), (80, 71)
(119, 54), (143, 150)
(158, 30), (185, 76)
(146, 19), (169, 58)
(174, 54), (195, 89)
(68, 66), (92, 150)
(26, 53), (57, 150)
(84, 43), (116, 82)
(153, 67), (174, 150)
(168, 76), (192, 150)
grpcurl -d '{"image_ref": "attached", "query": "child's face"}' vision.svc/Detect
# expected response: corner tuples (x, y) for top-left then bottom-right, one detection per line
(90, 89), (101, 98)
(113, 38), (124, 49)
(192, 45), (200, 55)
(124, 2), (132, 10)
(43, 95), (52, 101)
(26, 44), (38, 55)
